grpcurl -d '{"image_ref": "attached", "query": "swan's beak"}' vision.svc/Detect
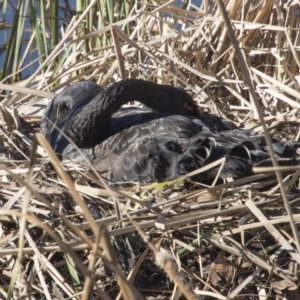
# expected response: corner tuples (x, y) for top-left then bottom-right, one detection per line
(184, 102), (199, 116)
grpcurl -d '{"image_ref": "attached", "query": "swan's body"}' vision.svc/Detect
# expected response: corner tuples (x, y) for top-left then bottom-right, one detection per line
(41, 79), (299, 184)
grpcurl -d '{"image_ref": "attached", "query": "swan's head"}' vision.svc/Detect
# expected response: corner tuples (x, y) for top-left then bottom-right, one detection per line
(157, 85), (200, 116)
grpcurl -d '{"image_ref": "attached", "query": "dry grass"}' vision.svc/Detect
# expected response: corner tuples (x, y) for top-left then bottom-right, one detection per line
(1, 0), (300, 299)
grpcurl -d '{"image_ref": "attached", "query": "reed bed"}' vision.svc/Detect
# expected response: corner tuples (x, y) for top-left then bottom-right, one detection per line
(0, 0), (300, 299)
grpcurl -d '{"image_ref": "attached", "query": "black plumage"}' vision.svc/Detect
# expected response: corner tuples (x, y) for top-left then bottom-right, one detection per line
(40, 79), (299, 185)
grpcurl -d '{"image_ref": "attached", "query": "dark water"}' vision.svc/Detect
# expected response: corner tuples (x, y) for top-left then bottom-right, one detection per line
(0, 0), (201, 80)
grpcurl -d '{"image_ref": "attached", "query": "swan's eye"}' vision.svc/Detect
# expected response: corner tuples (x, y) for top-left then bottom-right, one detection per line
(183, 102), (195, 114)
(166, 141), (175, 152)
(61, 103), (69, 110)
(148, 153), (153, 159)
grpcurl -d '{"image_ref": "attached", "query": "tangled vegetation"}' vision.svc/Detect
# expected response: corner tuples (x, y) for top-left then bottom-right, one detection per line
(0, 0), (300, 299)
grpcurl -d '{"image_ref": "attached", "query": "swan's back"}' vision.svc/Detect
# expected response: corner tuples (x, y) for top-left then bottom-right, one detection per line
(92, 108), (211, 183)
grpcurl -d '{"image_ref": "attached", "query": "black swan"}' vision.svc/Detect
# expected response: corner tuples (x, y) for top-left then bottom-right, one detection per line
(40, 79), (299, 184)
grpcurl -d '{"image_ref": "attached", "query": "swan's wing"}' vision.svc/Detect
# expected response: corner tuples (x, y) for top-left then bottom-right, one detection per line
(198, 111), (237, 131)
(91, 114), (206, 183)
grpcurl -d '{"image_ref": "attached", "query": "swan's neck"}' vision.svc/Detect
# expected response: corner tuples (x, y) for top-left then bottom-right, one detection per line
(68, 79), (195, 147)
(99, 79), (194, 114)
